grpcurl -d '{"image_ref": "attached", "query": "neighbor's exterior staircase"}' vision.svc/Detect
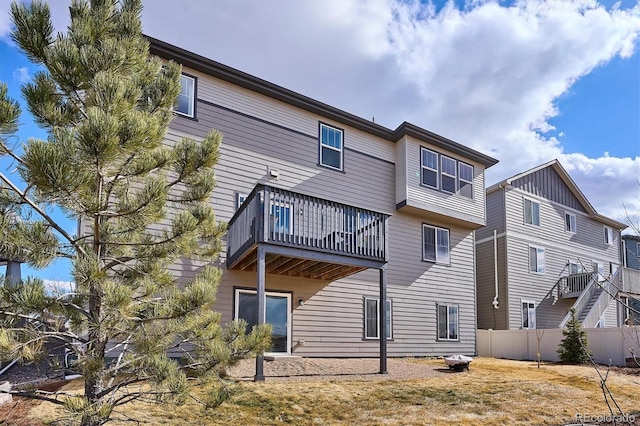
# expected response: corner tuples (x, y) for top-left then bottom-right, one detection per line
(559, 269), (619, 328)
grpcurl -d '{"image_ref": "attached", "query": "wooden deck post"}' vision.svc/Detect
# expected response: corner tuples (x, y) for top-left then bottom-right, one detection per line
(255, 245), (266, 382)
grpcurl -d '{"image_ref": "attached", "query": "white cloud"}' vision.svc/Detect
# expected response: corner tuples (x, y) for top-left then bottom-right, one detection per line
(33, 0), (640, 225)
(0, 4), (10, 40)
(12, 66), (30, 83)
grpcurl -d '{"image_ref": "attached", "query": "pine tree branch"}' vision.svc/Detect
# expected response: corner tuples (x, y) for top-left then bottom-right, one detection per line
(3, 389), (69, 406)
(0, 172), (86, 258)
(0, 141), (26, 166)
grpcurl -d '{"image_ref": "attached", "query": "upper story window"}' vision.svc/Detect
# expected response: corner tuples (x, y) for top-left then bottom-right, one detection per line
(421, 148), (439, 189)
(364, 298), (392, 340)
(441, 155), (456, 193)
(420, 147), (473, 198)
(604, 226), (613, 245)
(524, 198), (540, 226)
(458, 162), (473, 198)
(176, 74), (196, 118)
(565, 212), (577, 233)
(236, 193), (247, 210)
(437, 303), (459, 340)
(423, 224), (450, 264)
(529, 245), (545, 274)
(319, 123), (343, 171)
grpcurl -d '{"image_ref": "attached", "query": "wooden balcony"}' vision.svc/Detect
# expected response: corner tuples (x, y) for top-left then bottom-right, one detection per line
(558, 272), (596, 298)
(226, 185), (389, 281)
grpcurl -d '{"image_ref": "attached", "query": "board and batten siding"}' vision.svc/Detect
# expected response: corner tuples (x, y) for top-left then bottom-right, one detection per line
(510, 166), (586, 213)
(184, 67), (396, 164)
(401, 136), (486, 227)
(502, 187), (621, 329)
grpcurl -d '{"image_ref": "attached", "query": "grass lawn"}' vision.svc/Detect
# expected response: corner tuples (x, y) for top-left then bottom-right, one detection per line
(3, 358), (639, 425)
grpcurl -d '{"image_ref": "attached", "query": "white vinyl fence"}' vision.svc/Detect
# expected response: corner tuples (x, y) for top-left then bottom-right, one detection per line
(477, 326), (640, 367)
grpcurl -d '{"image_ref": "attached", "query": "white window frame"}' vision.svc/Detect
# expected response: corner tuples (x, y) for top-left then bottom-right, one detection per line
(270, 202), (293, 235)
(523, 198), (540, 226)
(529, 245), (545, 274)
(521, 300), (536, 329)
(420, 147), (439, 189)
(234, 289), (292, 355)
(568, 261), (584, 276)
(422, 224), (450, 264)
(319, 123), (344, 171)
(363, 298), (392, 340)
(175, 74), (195, 118)
(440, 155), (457, 194)
(565, 212), (577, 233)
(437, 303), (459, 341)
(236, 193), (248, 210)
(458, 161), (473, 198)
(604, 225), (613, 245)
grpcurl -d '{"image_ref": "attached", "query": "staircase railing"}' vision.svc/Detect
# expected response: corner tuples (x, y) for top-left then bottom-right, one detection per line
(559, 272), (598, 328)
(582, 269), (620, 328)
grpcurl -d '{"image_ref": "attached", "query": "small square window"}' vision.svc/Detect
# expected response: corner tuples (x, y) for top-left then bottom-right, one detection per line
(175, 74), (195, 117)
(319, 123), (343, 170)
(565, 212), (576, 233)
(236, 193), (248, 210)
(524, 199), (540, 226)
(437, 304), (459, 340)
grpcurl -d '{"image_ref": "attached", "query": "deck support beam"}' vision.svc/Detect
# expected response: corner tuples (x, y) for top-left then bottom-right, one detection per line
(379, 265), (387, 374)
(254, 245), (266, 382)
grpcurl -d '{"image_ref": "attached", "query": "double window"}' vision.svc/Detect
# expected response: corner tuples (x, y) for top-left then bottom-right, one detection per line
(437, 304), (459, 340)
(521, 301), (536, 329)
(523, 199), (540, 226)
(565, 212), (576, 233)
(364, 298), (392, 339)
(529, 245), (545, 274)
(420, 147), (473, 198)
(319, 123), (343, 171)
(422, 224), (450, 264)
(176, 74), (196, 118)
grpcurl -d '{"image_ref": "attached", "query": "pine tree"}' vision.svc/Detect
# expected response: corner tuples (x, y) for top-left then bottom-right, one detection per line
(0, 1), (270, 425)
(557, 308), (590, 364)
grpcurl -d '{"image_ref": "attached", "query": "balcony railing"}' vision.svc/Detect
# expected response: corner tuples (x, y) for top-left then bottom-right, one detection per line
(226, 184), (388, 269)
(558, 272), (596, 298)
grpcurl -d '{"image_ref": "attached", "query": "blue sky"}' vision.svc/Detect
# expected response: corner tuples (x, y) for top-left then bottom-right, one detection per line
(1, 0), (640, 282)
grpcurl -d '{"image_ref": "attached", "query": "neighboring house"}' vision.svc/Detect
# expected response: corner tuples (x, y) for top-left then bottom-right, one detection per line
(476, 160), (628, 331)
(0, 255), (21, 284)
(148, 37), (498, 376)
(621, 235), (640, 325)
(623, 235), (640, 271)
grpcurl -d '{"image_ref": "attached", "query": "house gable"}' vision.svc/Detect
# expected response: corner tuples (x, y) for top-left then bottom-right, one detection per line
(509, 165), (586, 213)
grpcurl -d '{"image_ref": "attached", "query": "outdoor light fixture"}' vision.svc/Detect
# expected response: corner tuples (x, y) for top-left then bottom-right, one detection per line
(298, 298), (305, 306)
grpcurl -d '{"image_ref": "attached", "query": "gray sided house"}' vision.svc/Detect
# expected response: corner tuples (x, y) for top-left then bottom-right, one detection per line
(148, 37), (498, 372)
(621, 235), (640, 325)
(476, 160), (628, 331)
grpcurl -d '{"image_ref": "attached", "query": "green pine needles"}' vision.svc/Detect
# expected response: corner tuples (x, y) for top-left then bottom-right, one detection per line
(0, 1), (270, 425)
(557, 308), (590, 364)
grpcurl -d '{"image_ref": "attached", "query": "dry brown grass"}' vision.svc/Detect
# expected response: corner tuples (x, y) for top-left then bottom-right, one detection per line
(5, 358), (640, 425)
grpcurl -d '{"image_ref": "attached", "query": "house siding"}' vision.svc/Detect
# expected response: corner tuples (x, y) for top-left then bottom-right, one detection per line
(476, 165), (624, 331)
(401, 137), (486, 228)
(164, 67), (480, 356)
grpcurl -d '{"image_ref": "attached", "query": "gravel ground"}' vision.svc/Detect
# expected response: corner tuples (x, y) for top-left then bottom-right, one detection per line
(226, 357), (454, 382)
